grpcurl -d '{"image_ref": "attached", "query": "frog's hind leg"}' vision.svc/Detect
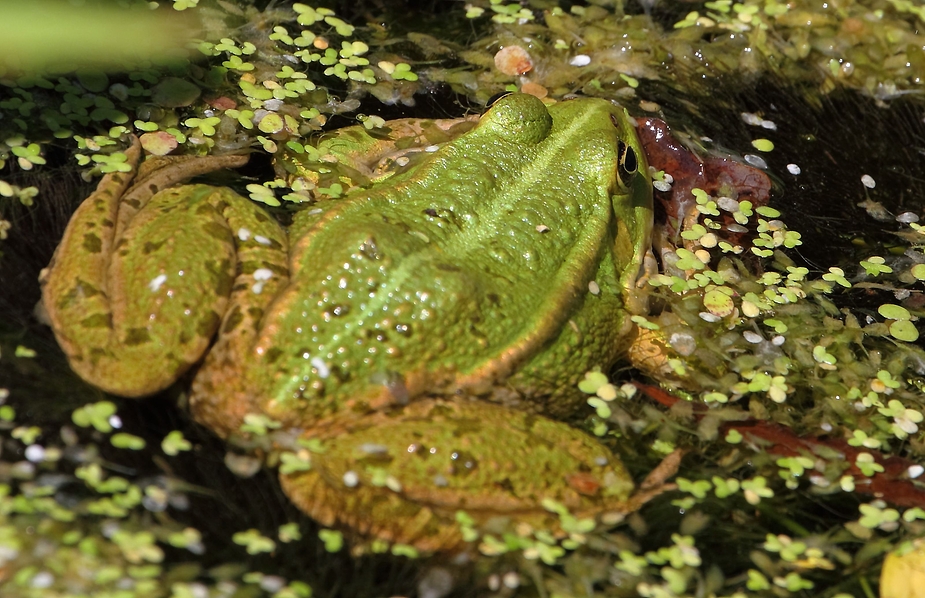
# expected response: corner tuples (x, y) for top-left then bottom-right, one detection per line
(279, 399), (642, 552)
(41, 144), (288, 398)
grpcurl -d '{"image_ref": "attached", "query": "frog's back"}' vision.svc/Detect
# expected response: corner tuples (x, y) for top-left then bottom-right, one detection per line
(208, 94), (651, 428)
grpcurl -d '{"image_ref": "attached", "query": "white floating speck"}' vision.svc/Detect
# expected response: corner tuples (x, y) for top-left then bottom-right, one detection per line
(908, 464), (924, 479)
(861, 174), (876, 189)
(343, 471), (359, 487)
(263, 99), (284, 111)
(809, 475), (830, 488)
(148, 274), (167, 292)
(744, 154), (768, 169)
(503, 572), (521, 589)
(899, 418), (920, 435)
(787, 163), (801, 175)
(255, 235), (271, 245)
(740, 112), (762, 126)
(742, 331), (763, 344)
(259, 577), (285, 593)
(717, 197), (739, 212)
(570, 54), (591, 67)
(251, 268), (273, 294)
(25, 444), (45, 462)
(897, 211), (920, 223)
(359, 443), (388, 455)
(653, 179), (672, 192)
(668, 332), (697, 356)
(536, 224), (549, 233)
(29, 572), (54, 589)
(237, 228), (251, 241)
(311, 357), (330, 378)
(588, 280), (600, 295)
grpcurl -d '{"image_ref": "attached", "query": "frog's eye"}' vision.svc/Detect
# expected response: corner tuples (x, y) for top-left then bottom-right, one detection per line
(486, 91), (513, 108)
(617, 140), (639, 187)
(618, 141), (638, 174)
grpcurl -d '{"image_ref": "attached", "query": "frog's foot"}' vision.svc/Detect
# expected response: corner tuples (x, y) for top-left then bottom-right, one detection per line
(278, 399), (666, 552)
(626, 325), (680, 382)
(41, 136), (288, 397)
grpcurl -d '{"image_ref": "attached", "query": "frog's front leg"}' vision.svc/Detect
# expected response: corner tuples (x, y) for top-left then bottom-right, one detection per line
(41, 138), (289, 397)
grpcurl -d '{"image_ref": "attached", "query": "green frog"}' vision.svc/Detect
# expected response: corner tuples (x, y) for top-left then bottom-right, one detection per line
(41, 93), (664, 551)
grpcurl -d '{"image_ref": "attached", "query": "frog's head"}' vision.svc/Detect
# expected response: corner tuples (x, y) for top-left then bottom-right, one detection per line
(472, 92), (653, 310)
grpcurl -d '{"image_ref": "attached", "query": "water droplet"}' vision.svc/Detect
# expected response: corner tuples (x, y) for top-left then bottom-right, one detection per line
(359, 443), (388, 455)
(148, 273), (167, 292)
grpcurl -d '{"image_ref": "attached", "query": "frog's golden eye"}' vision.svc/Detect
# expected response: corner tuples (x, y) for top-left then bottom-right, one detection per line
(486, 91), (513, 108)
(616, 140), (638, 189)
(618, 141), (638, 174)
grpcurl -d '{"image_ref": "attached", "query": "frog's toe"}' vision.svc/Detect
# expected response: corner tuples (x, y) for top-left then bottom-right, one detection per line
(278, 399), (639, 552)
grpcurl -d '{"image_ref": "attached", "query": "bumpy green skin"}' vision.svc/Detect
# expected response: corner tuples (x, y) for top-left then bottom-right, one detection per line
(41, 144), (288, 397)
(42, 94), (654, 551)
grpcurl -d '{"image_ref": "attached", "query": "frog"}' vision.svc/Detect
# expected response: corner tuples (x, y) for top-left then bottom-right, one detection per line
(40, 93), (668, 552)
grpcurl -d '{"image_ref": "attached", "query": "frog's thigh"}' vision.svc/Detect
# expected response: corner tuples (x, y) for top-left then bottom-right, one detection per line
(279, 399), (634, 551)
(51, 185), (287, 397)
